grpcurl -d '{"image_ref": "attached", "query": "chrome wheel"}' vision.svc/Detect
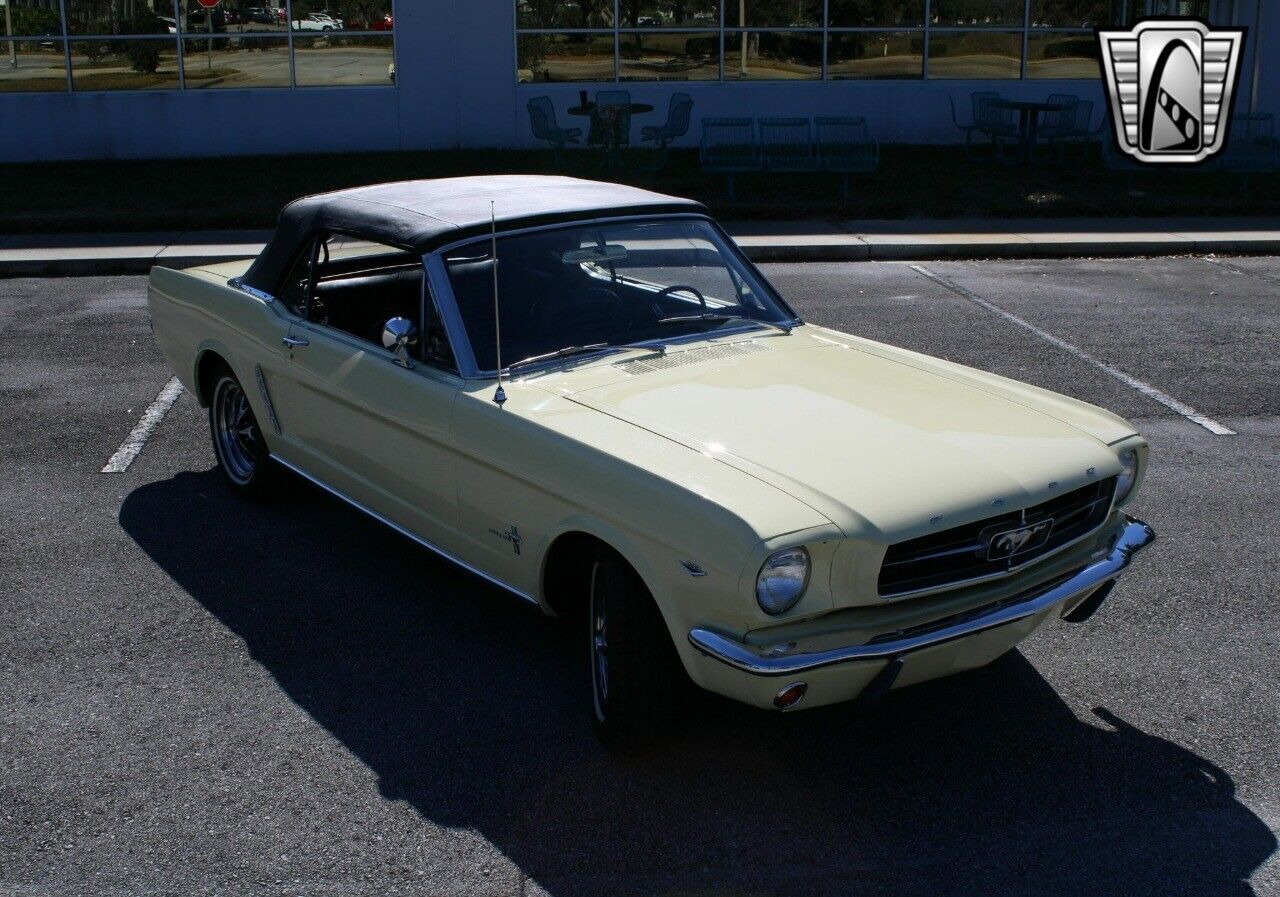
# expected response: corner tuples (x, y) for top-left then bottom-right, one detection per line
(590, 561), (609, 720)
(212, 376), (259, 485)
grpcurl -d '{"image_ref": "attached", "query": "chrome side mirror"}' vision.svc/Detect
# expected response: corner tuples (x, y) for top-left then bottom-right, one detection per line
(381, 317), (418, 369)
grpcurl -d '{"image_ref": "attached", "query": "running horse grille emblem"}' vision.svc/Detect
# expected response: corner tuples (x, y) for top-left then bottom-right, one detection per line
(1097, 18), (1246, 165)
(986, 520), (1054, 562)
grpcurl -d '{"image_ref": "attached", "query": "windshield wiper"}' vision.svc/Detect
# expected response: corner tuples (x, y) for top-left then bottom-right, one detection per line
(656, 313), (793, 334)
(506, 341), (664, 374)
(507, 343), (610, 373)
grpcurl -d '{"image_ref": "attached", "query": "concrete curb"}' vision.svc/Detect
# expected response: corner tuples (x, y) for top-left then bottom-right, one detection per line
(2, 223), (1278, 277)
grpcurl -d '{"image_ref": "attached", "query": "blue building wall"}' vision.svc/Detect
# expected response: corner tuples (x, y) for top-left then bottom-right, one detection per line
(0, 0), (1271, 161)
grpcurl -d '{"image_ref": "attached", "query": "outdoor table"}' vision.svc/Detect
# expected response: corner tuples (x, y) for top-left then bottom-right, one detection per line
(567, 103), (655, 170)
(988, 99), (1071, 164)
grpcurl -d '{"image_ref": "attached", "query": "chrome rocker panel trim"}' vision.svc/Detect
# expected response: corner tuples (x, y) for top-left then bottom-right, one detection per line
(689, 516), (1155, 677)
(270, 455), (539, 607)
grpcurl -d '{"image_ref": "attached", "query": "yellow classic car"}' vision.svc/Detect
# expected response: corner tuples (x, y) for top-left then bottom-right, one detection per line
(147, 175), (1154, 747)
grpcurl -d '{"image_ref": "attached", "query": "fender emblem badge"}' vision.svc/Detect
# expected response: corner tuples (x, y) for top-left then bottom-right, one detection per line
(680, 560), (707, 577)
(488, 525), (522, 556)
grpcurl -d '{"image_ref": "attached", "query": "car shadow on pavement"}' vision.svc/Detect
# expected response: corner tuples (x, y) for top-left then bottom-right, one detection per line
(120, 469), (1275, 897)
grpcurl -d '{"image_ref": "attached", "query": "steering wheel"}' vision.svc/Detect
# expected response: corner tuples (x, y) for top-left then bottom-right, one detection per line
(655, 284), (708, 313)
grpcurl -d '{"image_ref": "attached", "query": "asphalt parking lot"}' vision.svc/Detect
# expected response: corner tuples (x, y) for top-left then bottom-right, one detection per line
(2, 257), (1278, 896)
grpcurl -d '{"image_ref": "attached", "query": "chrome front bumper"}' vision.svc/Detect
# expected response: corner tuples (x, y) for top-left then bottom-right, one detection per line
(689, 516), (1155, 677)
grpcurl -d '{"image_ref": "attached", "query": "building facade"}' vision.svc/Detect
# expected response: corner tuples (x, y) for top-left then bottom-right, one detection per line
(0, 0), (1272, 161)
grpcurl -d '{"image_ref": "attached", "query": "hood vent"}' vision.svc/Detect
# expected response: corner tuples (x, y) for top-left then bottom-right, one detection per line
(616, 340), (770, 376)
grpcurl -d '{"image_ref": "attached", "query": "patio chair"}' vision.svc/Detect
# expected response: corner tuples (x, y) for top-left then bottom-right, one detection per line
(699, 117), (761, 199)
(1037, 93), (1080, 161)
(526, 96), (581, 169)
(759, 118), (820, 173)
(973, 91), (1018, 161)
(640, 92), (693, 171)
(815, 116), (880, 199)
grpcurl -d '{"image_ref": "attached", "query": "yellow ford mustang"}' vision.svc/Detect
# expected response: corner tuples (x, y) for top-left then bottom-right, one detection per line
(148, 176), (1154, 747)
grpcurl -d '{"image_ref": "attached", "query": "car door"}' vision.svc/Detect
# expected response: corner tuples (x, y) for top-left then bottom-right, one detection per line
(268, 237), (463, 549)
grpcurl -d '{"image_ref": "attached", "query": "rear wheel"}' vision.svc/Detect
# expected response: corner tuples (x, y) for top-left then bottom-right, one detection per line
(209, 368), (279, 498)
(589, 551), (684, 749)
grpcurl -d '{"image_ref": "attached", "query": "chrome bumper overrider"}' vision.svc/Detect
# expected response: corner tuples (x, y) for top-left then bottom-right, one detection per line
(689, 516), (1155, 677)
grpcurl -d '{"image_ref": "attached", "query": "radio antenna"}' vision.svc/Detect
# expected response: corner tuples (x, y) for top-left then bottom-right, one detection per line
(490, 201), (506, 407)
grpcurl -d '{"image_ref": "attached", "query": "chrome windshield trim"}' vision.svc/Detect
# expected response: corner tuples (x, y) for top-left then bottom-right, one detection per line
(270, 455), (538, 607)
(229, 277), (275, 304)
(423, 213), (802, 380)
(689, 517), (1154, 677)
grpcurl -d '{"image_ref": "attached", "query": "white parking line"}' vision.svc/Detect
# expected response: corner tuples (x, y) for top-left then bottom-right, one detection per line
(101, 378), (185, 474)
(910, 264), (1236, 436)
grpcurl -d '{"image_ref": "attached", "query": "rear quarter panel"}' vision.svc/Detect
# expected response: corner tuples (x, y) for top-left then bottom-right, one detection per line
(148, 265), (288, 411)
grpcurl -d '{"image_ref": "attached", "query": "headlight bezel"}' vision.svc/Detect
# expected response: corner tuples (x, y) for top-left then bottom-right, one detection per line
(755, 546), (811, 615)
(1114, 446), (1140, 506)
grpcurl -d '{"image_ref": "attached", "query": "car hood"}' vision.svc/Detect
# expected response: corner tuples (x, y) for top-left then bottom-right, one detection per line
(553, 330), (1129, 540)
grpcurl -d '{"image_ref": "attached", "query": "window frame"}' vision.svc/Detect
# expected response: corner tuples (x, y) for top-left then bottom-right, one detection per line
(2, 0), (398, 93)
(513, 0), (1165, 82)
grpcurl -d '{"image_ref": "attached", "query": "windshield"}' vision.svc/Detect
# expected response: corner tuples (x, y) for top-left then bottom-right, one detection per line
(442, 218), (798, 372)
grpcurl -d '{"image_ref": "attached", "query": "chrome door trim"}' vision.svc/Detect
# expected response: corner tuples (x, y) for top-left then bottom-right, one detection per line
(424, 252), (481, 378)
(229, 277), (276, 304)
(270, 455), (538, 607)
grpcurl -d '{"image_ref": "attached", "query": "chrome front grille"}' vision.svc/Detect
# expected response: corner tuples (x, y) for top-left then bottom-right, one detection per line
(877, 478), (1117, 598)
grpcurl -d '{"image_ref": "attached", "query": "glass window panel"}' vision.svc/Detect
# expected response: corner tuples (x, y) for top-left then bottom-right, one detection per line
(289, 0), (391, 32)
(827, 31), (922, 79)
(619, 0), (718, 28)
(1030, 0), (1142, 27)
(516, 0), (613, 29)
(4, 0), (65, 37)
(180, 34), (289, 86)
(176, 1), (289, 34)
(293, 34), (394, 86)
(517, 32), (615, 82)
(827, 0), (923, 27)
(724, 30), (821, 80)
(618, 31), (719, 80)
(69, 36), (180, 88)
(727, 0), (822, 29)
(1151, 0), (1209, 17)
(1026, 31), (1099, 78)
(66, 0), (177, 35)
(927, 30), (1022, 77)
(215, 3), (291, 32)
(0, 40), (68, 92)
(930, 0), (1024, 27)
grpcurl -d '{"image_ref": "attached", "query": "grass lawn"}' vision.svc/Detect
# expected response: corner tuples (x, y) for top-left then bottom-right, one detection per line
(3, 144), (1278, 234)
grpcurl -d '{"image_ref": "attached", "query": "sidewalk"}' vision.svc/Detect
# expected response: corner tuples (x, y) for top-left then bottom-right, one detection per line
(2, 218), (1278, 276)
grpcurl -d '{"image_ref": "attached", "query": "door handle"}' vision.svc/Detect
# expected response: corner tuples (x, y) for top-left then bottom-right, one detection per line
(282, 335), (310, 349)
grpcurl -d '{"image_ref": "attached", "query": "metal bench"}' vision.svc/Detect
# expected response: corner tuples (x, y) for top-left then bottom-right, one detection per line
(759, 117), (821, 173)
(814, 116), (880, 198)
(699, 117), (761, 199)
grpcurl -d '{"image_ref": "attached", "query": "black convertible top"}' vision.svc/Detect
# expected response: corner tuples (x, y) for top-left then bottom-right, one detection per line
(241, 175), (707, 293)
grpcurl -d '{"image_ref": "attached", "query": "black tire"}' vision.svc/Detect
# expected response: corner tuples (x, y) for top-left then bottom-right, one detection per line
(208, 366), (280, 499)
(589, 550), (684, 749)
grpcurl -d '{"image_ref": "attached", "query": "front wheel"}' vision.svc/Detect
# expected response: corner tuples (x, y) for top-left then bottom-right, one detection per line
(209, 368), (279, 498)
(589, 552), (685, 749)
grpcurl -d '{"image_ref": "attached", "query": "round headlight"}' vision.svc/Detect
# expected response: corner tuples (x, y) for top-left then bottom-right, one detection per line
(756, 547), (810, 615)
(1114, 448), (1139, 505)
